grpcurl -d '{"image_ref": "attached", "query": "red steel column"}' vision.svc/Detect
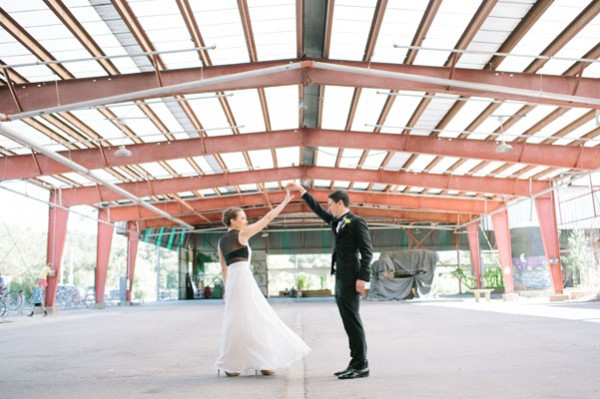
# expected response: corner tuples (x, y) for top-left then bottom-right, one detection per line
(467, 223), (483, 289)
(534, 193), (564, 293)
(45, 190), (69, 308)
(491, 209), (515, 293)
(125, 222), (139, 302)
(95, 209), (113, 304)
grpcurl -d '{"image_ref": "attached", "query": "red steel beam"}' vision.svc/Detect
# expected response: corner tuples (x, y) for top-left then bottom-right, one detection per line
(4, 128), (600, 180)
(135, 203), (476, 229)
(2, 59), (598, 116)
(58, 165), (549, 206)
(104, 189), (504, 221)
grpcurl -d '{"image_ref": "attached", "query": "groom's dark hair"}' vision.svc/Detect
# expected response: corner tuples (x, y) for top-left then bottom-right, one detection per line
(329, 190), (350, 207)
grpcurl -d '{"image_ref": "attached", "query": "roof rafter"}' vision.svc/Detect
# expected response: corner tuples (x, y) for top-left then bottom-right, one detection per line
(5, 128), (600, 180)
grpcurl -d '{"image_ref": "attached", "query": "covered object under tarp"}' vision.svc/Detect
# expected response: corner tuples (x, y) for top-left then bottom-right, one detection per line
(369, 250), (439, 300)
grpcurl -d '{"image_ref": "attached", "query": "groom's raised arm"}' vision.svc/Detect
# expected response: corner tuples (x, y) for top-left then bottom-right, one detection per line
(287, 183), (333, 224)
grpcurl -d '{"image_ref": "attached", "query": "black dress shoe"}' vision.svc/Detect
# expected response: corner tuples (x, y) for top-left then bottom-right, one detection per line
(334, 367), (351, 377)
(337, 367), (370, 379)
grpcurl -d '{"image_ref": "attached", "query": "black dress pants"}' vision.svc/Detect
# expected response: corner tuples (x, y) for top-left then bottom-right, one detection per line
(335, 279), (367, 369)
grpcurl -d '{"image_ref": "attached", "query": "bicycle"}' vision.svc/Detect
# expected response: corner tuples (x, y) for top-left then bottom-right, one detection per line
(0, 288), (23, 312)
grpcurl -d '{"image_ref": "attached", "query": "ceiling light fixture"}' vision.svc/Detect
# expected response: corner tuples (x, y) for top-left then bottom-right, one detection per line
(115, 144), (132, 157)
(493, 115), (513, 154)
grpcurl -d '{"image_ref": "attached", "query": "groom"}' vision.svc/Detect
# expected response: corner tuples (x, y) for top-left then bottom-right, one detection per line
(287, 183), (373, 379)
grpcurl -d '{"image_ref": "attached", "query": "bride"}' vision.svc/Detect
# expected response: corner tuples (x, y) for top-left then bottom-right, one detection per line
(215, 190), (311, 376)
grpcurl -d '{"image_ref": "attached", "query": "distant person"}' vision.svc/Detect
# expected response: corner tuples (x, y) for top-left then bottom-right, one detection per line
(39, 263), (54, 288)
(28, 283), (48, 317)
(215, 190), (310, 377)
(0, 271), (5, 295)
(287, 183), (373, 380)
(203, 285), (212, 299)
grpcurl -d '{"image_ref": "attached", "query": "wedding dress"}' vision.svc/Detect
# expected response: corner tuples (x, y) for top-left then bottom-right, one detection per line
(215, 230), (310, 373)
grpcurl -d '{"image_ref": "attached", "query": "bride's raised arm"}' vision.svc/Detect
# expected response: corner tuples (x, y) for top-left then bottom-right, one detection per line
(238, 190), (293, 244)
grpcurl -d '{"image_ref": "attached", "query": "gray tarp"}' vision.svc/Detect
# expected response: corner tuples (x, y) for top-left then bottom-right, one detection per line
(369, 250), (439, 300)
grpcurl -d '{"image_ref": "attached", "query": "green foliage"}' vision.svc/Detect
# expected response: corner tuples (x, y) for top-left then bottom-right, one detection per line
(561, 229), (591, 286)
(450, 267), (476, 291)
(295, 273), (307, 290)
(483, 267), (503, 288)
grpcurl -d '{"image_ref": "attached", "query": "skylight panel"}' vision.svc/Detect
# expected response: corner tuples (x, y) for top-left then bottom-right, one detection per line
(555, 119), (598, 146)
(138, 162), (169, 179)
(538, 13), (600, 76)
(68, 1), (140, 74)
(164, 159), (196, 176)
(350, 88), (387, 132)
(472, 161), (505, 177)
(89, 168), (121, 184)
(497, 1), (591, 73)
(321, 86), (354, 130)
(264, 181), (280, 189)
(362, 150), (387, 170)
(239, 183), (258, 192)
(221, 152), (249, 172)
(333, 181), (351, 189)
(457, 1), (533, 69)
(410, 94), (459, 136)
(275, 147), (299, 167)
(439, 97), (494, 138)
(8, 5), (106, 79)
(192, 156), (216, 174)
(526, 108), (590, 144)
(189, 0), (249, 66)
(0, 120), (53, 155)
(353, 182), (369, 190)
(129, 1), (202, 70)
(467, 102), (523, 140)
(408, 187), (425, 194)
(70, 109), (126, 145)
(198, 188), (217, 196)
(37, 175), (71, 189)
(248, 1), (296, 61)
(146, 102), (186, 138)
(372, 0), (428, 64)
(371, 183), (387, 191)
(121, 117), (165, 144)
(314, 179), (332, 188)
(379, 91), (425, 134)
(413, 0), (483, 67)
(502, 105), (558, 141)
(429, 157), (460, 174)
(0, 28), (56, 82)
(264, 85), (298, 130)
(339, 148), (364, 169)
(407, 154), (435, 172)
(61, 172), (93, 185)
(519, 165), (548, 179)
(316, 147), (339, 167)
(187, 96), (232, 137)
(495, 163), (527, 178)
(248, 149), (274, 169)
(329, 0), (377, 61)
(227, 89), (266, 133)
(385, 152), (411, 171)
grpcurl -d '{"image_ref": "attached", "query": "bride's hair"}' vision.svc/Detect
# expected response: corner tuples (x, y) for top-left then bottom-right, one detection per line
(222, 207), (242, 227)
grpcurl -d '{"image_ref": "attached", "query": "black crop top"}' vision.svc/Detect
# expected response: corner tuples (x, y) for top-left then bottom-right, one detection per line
(219, 230), (249, 266)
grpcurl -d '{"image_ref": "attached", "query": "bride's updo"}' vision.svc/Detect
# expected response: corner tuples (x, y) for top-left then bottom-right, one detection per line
(222, 207), (242, 227)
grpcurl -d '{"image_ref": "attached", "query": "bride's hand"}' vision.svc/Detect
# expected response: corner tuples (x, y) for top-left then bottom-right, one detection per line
(284, 189), (294, 203)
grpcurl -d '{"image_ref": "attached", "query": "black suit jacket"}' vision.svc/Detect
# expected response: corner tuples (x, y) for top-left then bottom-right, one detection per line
(301, 192), (373, 283)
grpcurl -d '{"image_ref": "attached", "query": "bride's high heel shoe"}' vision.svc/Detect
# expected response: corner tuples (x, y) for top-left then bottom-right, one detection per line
(260, 369), (274, 375)
(225, 371), (240, 377)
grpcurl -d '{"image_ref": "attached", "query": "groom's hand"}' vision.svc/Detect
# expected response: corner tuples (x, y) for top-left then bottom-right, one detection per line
(356, 279), (367, 299)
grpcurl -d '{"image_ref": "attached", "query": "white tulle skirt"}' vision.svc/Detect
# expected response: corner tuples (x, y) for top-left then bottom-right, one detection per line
(215, 261), (311, 372)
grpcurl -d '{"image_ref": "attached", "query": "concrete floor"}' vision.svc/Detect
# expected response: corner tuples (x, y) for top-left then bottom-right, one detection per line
(1, 295), (599, 399)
